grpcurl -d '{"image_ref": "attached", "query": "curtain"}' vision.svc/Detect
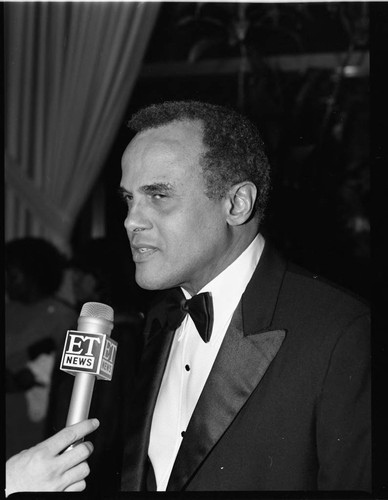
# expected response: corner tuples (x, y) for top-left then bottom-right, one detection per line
(4, 2), (160, 253)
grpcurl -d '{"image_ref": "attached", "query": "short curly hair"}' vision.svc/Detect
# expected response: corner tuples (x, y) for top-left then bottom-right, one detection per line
(127, 100), (271, 225)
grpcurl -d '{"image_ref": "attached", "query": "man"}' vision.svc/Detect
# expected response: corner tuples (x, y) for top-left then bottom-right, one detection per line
(118, 101), (370, 492)
(6, 101), (370, 494)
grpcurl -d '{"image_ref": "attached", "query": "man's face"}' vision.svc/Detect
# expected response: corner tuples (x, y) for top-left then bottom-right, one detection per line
(120, 120), (233, 295)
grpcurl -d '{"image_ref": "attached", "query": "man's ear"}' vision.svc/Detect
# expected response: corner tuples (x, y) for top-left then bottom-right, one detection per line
(225, 181), (257, 226)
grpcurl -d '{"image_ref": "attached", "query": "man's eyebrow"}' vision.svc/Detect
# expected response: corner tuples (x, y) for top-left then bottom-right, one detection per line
(141, 182), (175, 195)
(117, 183), (176, 198)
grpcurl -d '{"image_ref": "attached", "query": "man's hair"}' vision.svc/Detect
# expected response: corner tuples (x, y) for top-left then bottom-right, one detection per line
(127, 100), (271, 224)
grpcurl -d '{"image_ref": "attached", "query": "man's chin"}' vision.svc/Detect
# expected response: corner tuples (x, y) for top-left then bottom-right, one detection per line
(135, 268), (182, 291)
(135, 273), (166, 291)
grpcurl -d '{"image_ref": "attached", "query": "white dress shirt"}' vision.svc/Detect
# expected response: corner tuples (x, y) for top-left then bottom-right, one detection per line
(148, 233), (265, 490)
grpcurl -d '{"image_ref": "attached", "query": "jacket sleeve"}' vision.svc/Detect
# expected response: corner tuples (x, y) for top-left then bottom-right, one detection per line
(316, 312), (371, 491)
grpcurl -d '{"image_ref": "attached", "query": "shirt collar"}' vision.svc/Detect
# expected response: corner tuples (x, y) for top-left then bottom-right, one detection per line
(181, 233), (265, 342)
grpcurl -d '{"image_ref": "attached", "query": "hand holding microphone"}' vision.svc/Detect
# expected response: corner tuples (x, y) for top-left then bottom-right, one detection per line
(6, 419), (100, 496)
(6, 302), (117, 496)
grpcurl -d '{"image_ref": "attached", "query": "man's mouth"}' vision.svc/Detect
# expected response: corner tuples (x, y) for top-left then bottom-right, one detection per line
(131, 245), (158, 262)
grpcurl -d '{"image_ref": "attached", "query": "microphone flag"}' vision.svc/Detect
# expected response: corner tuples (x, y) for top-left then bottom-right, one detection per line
(60, 330), (117, 380)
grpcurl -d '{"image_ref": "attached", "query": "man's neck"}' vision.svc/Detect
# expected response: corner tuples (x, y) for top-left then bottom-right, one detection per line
(182, 229), (261, 296)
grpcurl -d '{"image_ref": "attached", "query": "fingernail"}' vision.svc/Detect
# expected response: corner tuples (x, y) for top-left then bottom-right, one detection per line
(92, 418), (100, 428)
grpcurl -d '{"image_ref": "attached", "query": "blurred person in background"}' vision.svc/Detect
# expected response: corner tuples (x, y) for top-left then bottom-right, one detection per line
(5, 237), (78, 459)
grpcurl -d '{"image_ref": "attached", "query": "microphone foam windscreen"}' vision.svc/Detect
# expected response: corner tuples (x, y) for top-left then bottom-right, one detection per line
(80, 302), (114, 322)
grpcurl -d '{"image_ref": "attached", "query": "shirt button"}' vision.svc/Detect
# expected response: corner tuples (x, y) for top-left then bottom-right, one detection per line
(181, 431), (186, 437)
(185, 364), (190, 371)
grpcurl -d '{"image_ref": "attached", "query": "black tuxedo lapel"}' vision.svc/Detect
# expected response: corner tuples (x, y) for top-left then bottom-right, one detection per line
(167, 302), (286, 491)
(120, 316), (175, 491)
(167, 241), (288, 491)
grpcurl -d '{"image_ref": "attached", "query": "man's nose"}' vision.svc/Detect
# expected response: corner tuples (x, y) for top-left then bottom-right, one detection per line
(124, 200), (151, 233)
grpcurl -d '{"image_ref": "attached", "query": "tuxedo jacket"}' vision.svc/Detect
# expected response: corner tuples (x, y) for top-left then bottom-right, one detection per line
(120, 242), (371, 492)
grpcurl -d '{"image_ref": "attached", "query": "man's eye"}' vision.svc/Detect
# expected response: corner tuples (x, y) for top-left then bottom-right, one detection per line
(122, 194), (133, 205)
(152, 193), (166, 200)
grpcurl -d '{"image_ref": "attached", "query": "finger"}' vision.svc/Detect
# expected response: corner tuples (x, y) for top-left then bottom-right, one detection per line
(58, 441), (94, 471)
(43, 419), (100, 455)
(64, 479), (87, 492)
(62, 461), (90, 491)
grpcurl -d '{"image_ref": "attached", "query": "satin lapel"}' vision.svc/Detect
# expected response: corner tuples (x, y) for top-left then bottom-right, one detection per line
(167, 242), (288, 490)
(167, 302), (286, 491)
(120, 319), (175, 491)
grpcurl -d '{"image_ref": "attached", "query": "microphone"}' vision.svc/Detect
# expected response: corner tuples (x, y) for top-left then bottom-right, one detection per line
(60, 302), (117, 430)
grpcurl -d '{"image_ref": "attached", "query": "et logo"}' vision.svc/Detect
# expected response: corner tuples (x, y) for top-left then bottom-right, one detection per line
(60, 330), (118, 381)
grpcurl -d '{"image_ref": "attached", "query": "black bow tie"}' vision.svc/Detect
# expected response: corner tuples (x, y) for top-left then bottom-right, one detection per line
(165, 288), (214, 343)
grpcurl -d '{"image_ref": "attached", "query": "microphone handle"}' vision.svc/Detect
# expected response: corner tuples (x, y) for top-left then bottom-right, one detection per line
(66, 372), (96, 426)
(65, 373), (96, 450)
